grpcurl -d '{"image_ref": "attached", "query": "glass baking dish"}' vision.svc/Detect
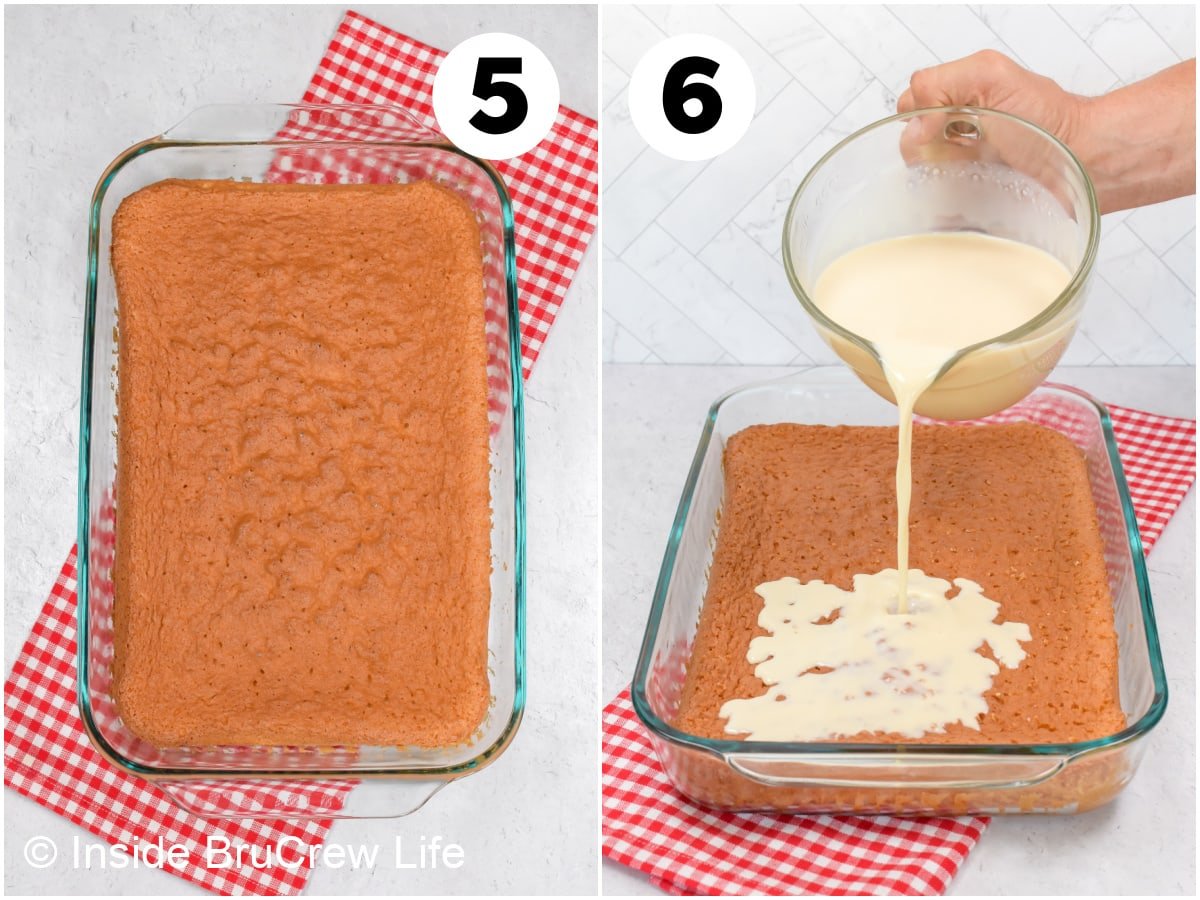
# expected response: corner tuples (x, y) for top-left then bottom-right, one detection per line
(632, 377), (1166, 815)
(77, 104), (525, 819)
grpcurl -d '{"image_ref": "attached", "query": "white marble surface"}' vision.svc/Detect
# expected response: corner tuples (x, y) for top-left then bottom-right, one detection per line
(602, 4), (1197, 367)
(601, 363), (1195, 896)
(4, 5), (598, 895)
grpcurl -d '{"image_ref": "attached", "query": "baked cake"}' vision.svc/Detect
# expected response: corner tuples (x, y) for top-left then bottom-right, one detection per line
(111, 179), (492, 748)
(675, 422), (1127, 745)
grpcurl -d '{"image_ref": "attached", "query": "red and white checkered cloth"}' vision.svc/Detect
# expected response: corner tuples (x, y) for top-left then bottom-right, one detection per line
(5, 11), (596, 896)
(302, 10), (598, 377)
(5, 550), (343, 895)
(602, 404), (1195, 896)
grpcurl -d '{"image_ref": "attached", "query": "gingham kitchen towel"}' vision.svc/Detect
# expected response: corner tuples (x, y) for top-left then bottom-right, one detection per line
(5, 12), (596, 896)
(300, 9), (598, 378)
(5, 549), (351, 895)
(602, 404), (1196, 896)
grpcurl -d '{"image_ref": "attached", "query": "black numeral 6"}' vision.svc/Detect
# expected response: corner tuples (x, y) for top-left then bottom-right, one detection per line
(662, 56), (723, 135)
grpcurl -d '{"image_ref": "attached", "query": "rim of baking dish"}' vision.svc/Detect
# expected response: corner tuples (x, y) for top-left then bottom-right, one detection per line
(631, 378), (1167, 762)
(77, 104), (526, 780)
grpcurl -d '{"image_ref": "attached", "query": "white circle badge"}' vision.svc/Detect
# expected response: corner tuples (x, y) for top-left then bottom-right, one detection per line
(628, 34), (756, 162)
(433, 32), (561, 160)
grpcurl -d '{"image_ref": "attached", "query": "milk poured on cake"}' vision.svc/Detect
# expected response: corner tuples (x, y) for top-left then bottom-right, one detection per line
(723, 232), (1069, 742)
(720, 571), (1032, 741)
(815, 231), (1072, 613)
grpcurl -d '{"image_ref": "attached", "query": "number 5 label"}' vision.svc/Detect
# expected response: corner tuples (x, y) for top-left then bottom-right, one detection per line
(628, 34), (755, 161)
(433, 33), (560, 160)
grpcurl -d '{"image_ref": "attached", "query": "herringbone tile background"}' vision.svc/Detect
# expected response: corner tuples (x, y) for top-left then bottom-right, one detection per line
(602, 4), (1196, 366)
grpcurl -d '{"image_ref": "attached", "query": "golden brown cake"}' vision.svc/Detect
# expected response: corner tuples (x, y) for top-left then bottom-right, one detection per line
(111, 179), (492, 748)
(675, 422), (1126, 745)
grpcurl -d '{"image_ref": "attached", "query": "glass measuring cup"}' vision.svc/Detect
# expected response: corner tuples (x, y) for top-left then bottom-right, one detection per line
(783, 107), (1100, 420)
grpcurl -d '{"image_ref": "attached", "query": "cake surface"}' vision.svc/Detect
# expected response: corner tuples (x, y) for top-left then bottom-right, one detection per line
(675, 422), (1126, 744)
(111, 178), (492, 748)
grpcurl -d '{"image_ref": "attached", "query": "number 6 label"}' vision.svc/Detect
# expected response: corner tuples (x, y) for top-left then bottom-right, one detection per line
(433, 33), (560, 160)
(629, 34), (755, 161)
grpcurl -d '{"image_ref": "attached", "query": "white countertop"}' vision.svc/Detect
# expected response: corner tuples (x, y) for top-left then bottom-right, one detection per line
(4, 5), (597, 895)
(602, 363), (1196, 897)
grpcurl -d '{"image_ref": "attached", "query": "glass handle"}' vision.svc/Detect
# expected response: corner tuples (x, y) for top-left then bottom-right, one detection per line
(157, 778), (453, 820)
(725, 753), (1067, 790)
(945, 116), (982, 143)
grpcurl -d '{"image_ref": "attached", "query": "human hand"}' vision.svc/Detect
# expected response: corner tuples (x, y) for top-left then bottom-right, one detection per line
(897, 51), (1196, 213)
(897, 50), (1085, 150)
(893, 53), (1082, 216)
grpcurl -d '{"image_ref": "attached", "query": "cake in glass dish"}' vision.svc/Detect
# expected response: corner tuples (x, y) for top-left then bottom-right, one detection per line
(677, 422), (1125, 745)
(110, 179), (492, 748)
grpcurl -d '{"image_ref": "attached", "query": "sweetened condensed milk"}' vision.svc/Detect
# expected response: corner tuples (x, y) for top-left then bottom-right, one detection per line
(719, 571), (1031, 741)
(725, 231), (1070, 741)
(815, 231), (1073, 612)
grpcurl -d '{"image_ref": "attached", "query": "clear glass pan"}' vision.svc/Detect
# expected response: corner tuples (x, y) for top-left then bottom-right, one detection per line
(77, 104), (526, 818)
(632, 377), (1166, 815)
